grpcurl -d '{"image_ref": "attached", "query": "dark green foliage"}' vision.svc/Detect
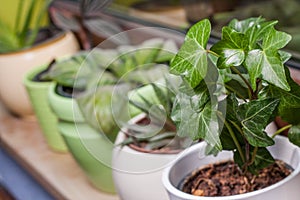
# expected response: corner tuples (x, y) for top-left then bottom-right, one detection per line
(170, 17), (300, 174)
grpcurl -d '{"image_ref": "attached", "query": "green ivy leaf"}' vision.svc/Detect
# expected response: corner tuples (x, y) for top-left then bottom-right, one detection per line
(245, 20), (278, 49)
(244, 49), (263, 90)
(170, 19), (211, 88)
(170, 38), (208, 88)
(288, 125), (300, 147)
(278, 50), (292, 63)
(186, 19), (211, 48)
(263, 28), (292, 51)
(172, 93), (221, 150)
(171, 92), (205, 140)
(219, 95), (244, 150)
(245, 49), (290, 91)
(267, 68), (300, 124)
(211, 27), (246, 69)
(229, 17), (265, 34)
(238, 98), (279, 147)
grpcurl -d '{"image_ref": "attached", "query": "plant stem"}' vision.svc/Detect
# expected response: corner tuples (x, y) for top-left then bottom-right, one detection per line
(271, 124), (292, 138)
(249, 146), (258, 165)
(225, 85), (247, 102)
(224, 120), (246, 163)
(230, 66), (254, 99)
(207, 50), (219, 57)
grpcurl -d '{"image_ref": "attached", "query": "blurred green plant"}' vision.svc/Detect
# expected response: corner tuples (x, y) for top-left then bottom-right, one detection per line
(0, 0), (51, 53)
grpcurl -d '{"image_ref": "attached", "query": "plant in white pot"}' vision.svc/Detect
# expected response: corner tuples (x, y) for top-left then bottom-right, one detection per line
(40, 38), (177, 193)
(162, 17), (300, 199)
(112, 80), (194, 200)
(0, 0), (79, 118)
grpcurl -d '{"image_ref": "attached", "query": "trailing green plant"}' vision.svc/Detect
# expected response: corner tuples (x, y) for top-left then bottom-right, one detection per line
(169, 16), (300, 177)
(0, 0), (51, 53)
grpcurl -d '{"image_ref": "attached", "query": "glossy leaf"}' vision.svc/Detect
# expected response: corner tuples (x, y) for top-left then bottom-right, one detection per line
(186, 19), (211, 48)
(267, 68), (300, 124)
(170, 19), (210, 88)
(172, 93), (221, 149)
(278, 50), (292, 63)
(170, 38), (208, 88)
(288, 125), (300, 147)
(228, 17), (265, 33)
(238, 98), (279, 147)
(245, 20), (278, 49)
(217, 49), (245, 69)
(219, 95), (244, 150)
(263, 28), (292, 50)
(245, 49), (290, 91)
(211, 27), (246, 68)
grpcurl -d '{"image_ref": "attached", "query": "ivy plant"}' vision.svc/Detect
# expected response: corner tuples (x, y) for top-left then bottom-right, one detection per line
(170, 17), (300, 175)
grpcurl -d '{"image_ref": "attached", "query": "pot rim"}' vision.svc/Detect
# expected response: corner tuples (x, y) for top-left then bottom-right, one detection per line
(162, 136), (300, 199)
(0, 30), (72, 56)
(48, 82), (85, 122)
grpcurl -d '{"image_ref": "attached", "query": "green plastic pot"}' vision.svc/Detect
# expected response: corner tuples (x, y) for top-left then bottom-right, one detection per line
(47, 83), (85, 123)
(48, 82), (116, 193)
(23, 65), (68, 152)
(58, 121), (116, 193)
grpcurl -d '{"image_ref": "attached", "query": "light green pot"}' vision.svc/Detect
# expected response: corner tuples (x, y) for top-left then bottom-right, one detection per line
(58, 121), (116, 193)
(48, 82), (116, 193)
(23, 65), (68, 152)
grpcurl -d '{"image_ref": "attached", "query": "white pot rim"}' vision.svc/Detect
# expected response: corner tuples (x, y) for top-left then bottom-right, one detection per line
(162, 135), (300, 199)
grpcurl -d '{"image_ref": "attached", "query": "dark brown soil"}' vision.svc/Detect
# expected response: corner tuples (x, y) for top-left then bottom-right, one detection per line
(181, 160), (292, 197)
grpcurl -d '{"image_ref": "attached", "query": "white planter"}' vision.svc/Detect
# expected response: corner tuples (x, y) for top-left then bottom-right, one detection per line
(112, 114), (179, 200)
(162, 135), (300, 200)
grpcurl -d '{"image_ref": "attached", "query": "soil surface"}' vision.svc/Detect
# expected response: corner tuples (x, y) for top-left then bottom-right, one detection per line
(181, 160), (292, 197)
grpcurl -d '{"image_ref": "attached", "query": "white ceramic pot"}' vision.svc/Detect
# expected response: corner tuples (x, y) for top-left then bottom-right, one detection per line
(0, 31), (79, 118)
(162, 136), (300, 200)
(112, 114), (179, 200)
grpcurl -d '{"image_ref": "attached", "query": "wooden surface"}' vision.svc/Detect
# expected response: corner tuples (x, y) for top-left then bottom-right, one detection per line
(0, 102), (120, 200)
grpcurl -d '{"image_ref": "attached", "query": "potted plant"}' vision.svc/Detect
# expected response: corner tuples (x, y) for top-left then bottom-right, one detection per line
(23, 60), (70, 152)
(0, 0), (79, 118)
(112, 79), (194, 200)
(42, 38), (177, 193)
(44, 50), (117, 193)
(162, 17), (300, 199)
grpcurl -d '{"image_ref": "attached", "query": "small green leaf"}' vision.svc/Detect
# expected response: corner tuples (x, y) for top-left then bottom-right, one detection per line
(229, 17), (265, 33)
(245, 20), (278, 49)
(170, 37), (208, 88)
(217, 49), (245, 69)
(267, 68), (300, 124)
(239, 98), (279, 147)
(211, 27), (246, 68)
(288, 125), (300, 147)
(186, 19), (211, 48)
(245, 50), (290, 91)
(170, 19), (211, 88)
(263, 28), (292, 50)
(244, 49), (263, 90)
(221, 26), (248, 48)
